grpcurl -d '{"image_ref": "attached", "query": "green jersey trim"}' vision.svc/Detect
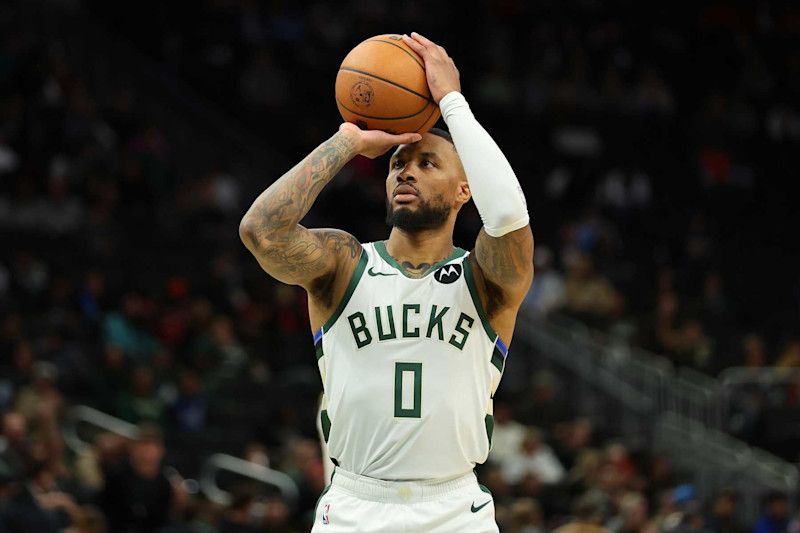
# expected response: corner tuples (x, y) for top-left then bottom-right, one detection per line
(322, 249), (368, 333)
(462, 257), (498, 342)
(485, 413), (494, 449)
(320, 409), (332, 442)
(314, 482), (332, 518)
(374, 241), (467, 279)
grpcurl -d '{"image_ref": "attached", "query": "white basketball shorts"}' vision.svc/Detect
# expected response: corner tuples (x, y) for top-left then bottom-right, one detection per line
(311, 468), (499, 533)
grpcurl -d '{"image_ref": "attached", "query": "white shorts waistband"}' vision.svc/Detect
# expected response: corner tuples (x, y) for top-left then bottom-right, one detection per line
(330, 468), (478, 503)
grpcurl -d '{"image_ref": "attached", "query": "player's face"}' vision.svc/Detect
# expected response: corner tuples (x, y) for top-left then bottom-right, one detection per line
(385, 133), (470, 231)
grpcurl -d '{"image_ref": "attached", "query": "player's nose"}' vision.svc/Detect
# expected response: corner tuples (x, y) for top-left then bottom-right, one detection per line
(397, 171), (416, 183)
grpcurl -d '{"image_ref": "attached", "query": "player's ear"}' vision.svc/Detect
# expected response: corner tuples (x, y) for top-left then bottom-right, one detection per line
(456, 181), (471, 205)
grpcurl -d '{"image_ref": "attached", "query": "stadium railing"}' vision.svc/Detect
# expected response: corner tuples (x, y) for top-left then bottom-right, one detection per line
(719, 367), (800, 419)
(63, 405), (141, 454)
(201, 453), (299, 507)
(62, 406), (300, 506)
(655, 412), (797, 521)
(516, 312), (798, 524)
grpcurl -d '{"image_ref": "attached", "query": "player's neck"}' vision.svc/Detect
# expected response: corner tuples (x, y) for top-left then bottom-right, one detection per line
(385, 226), (455, 267)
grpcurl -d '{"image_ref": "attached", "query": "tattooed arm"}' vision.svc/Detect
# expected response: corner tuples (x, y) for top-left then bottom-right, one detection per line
(239, 123), (421, 294)
(401, 33), (533, 319)
(462, 225), (534, 350)
(471, 226), (534, 314)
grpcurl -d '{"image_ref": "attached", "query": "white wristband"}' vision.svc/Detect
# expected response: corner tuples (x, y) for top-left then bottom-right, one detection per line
(439, 92), (529, 237)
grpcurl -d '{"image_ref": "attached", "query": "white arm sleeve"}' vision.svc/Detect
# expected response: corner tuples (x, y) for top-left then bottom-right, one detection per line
(439, 91), (529, 237)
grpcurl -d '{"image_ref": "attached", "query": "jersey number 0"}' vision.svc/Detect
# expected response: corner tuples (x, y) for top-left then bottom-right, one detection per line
(394, 362), (422, 418)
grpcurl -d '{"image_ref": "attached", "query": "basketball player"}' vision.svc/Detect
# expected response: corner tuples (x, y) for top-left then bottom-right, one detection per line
(239, 32), (532, 532)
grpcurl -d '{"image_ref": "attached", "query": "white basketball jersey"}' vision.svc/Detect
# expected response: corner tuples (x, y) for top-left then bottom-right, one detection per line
(313, 241), (508, 481)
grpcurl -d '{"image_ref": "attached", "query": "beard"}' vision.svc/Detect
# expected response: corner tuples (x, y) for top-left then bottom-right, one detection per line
(385, 193), (451, 231)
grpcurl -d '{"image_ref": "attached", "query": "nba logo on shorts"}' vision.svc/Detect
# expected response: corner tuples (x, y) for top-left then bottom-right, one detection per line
(322, 503), (331, 525)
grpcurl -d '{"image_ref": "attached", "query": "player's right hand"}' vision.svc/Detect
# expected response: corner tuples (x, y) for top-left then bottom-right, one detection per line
(402, 32), (460, 104)
(339, 123), (421, 159)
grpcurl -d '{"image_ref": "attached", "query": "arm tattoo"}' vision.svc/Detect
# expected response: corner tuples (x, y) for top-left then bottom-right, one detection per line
(473, 227), (534, 316)
(240, 132), (361, 286)
(475, 228), (533, 286)
(250, 132), (356, 242)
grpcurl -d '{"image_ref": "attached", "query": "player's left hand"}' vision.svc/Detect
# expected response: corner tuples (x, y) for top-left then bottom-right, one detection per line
(339, 122), (421, 159)
(402, 32), (460, 104)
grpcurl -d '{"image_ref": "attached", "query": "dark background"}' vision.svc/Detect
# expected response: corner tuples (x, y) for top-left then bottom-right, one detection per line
(1, 0), (799, 532)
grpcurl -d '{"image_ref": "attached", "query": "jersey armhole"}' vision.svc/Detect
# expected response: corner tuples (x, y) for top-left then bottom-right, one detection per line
(320, 248), (368, 333)
(463, 256), (508, 373)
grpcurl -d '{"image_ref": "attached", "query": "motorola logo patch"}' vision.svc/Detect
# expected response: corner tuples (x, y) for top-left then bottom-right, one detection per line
(434, 264), (462, 284)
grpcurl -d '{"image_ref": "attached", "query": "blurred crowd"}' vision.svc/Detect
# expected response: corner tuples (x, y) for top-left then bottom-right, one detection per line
(2, 0), (800, 531)
(91, 0), (800, 374)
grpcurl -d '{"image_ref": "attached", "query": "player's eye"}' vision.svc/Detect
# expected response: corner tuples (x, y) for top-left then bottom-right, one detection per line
(422, 160), (436, 168)
(392, 160), (404, 168)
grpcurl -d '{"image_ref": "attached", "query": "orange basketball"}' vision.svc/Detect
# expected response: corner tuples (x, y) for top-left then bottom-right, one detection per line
(335, 34), (441, 135)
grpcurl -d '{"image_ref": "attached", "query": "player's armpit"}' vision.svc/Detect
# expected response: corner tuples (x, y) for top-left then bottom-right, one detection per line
(245, 226), (361, 290)
(472, 224), (534, 309)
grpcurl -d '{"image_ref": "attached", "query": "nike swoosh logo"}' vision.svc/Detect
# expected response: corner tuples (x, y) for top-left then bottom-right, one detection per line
(367, 267), (397, 277)
(471, 501), (491, 513)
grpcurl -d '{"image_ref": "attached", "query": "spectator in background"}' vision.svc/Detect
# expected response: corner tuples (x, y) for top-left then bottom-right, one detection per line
(516, 371), (570, 432)
(0, 340), (36, 408)
(561, 253), (623, 322)
(501, 428), (566, 486)
(728, 335), (770, 443)
(665, 501), (711, 533)
(72, 432), (129, 496)
(169, 369), (208, 434)
(646, 456), (677, 507)
(91, 345), (129, 414)
(662, 485), (712, 533)
(704, 489), (743, 533)
(566, 449), (603, 497)
(695, 272), (732, 338)
(15, 361), (64, 431)
(24, 442), (77, 531)
(40, 176), (84, 236)
(103, 292), (159, 362)
(553, 491), (613, 533)
(775, 338), (800, 370)
(65, 505), (106, 533)
(116, 366), (164, 426)
(217, 484), (271, 533)
(672, 320), (715, 371)
(554, 419), (595, 472)
(741, 334), (768, 371)
(654, 291), (681, 356)
(614, 491), (650, 533)
(753, 492), (790, 533)
(0, 450), (61, 533)
(78, 271), (108, 325)
(488, 403), (527, 464)
(11, 249), (49, 303)
(604, 443), (637, 488)
(2, 412), (28, 459)
(788, 509), (800, 533)
(190, 315), (248, 382)
(522, 246), (565, 316)
(506, 497), (545, 533)
(99, 425), (174, 533)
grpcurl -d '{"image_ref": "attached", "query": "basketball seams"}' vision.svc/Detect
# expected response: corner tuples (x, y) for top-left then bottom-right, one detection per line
(414, 104), (441, 133)
(336, 96), (428, 121)
(336, 35), (440, 134)
(363, 39), (425, 71)
(338, 67), (433, 102)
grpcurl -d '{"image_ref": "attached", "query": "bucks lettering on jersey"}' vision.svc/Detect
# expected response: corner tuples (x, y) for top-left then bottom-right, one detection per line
(313, 241), (508, 481)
